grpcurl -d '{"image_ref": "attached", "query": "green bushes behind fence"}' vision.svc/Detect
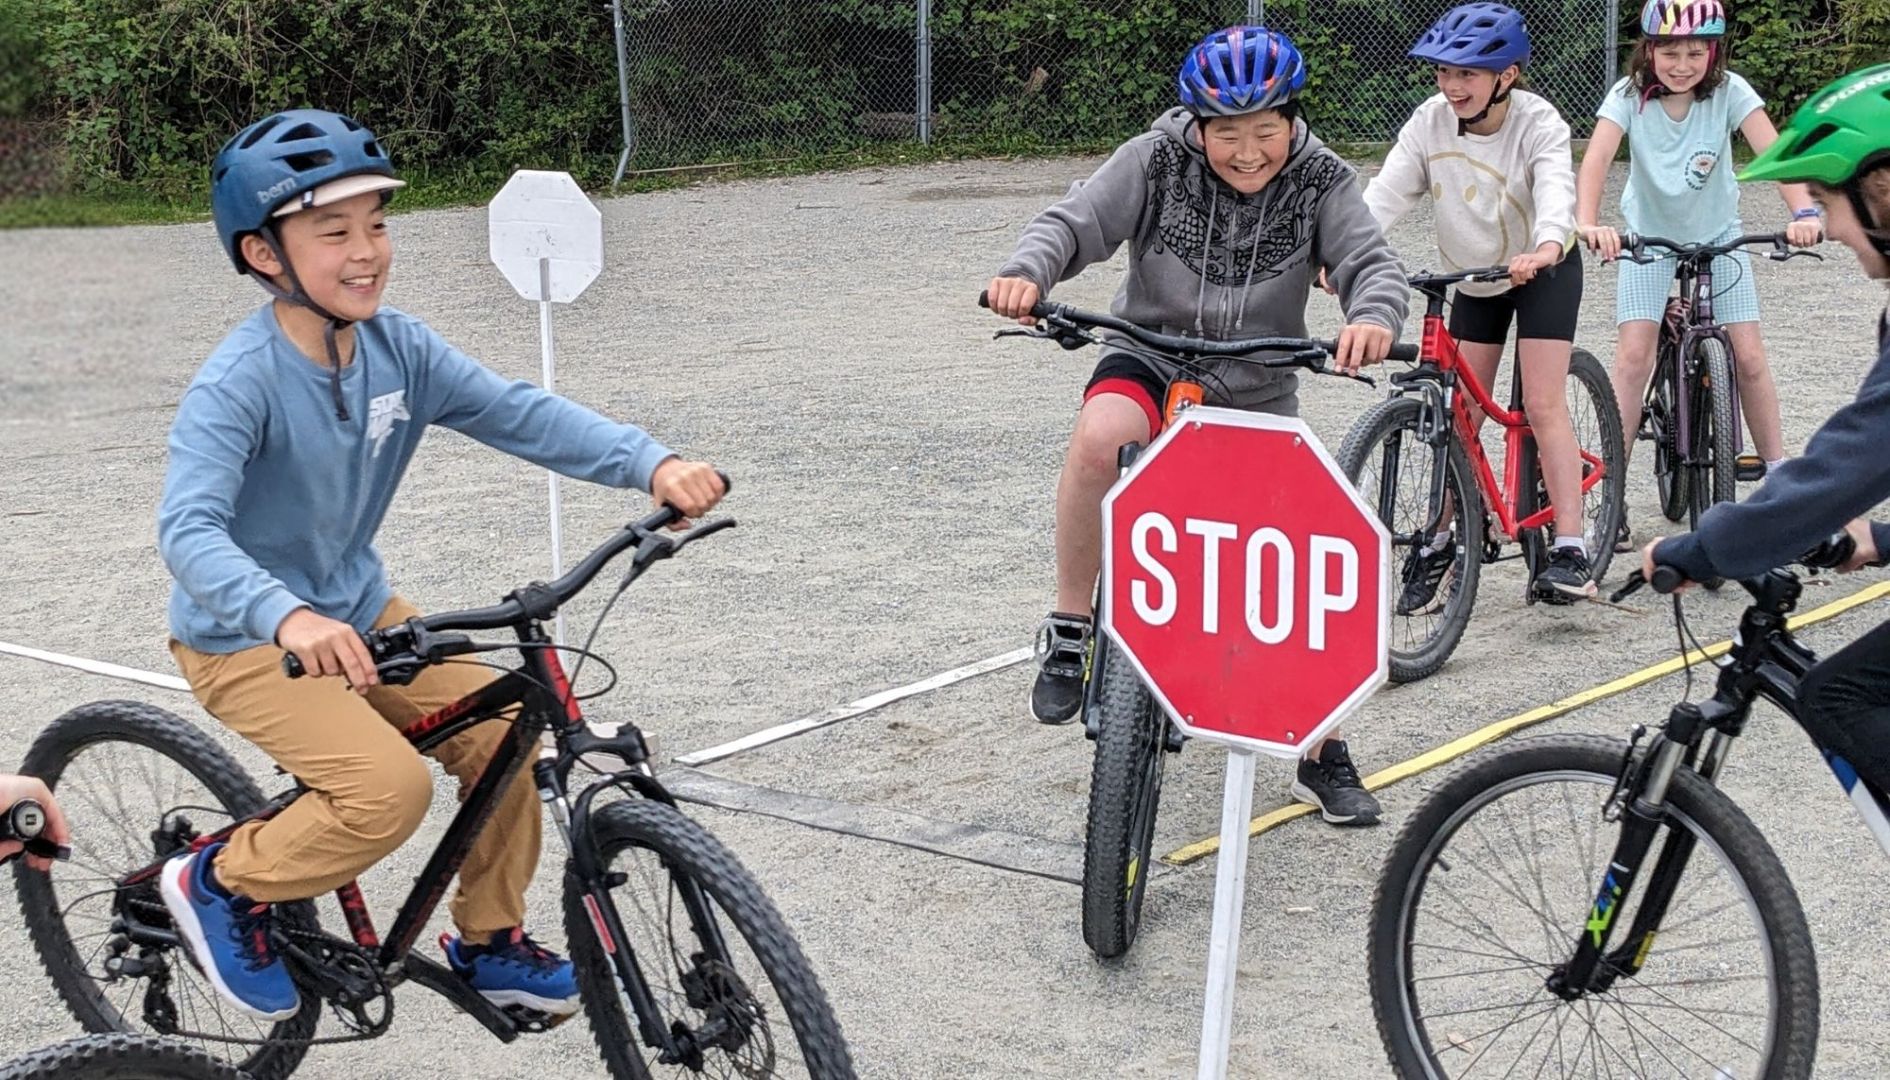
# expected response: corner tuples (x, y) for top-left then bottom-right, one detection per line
(3, 0), (1886, 200)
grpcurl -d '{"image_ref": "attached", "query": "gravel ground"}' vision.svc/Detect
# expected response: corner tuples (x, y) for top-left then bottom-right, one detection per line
(2, 155), (1887, 1078)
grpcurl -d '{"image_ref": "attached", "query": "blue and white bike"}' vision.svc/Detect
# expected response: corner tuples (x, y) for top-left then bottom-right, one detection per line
(1367, 534), (1885, 1079)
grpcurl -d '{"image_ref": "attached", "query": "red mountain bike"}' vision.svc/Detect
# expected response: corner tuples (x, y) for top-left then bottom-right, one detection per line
(1338, 266), (1626, 682)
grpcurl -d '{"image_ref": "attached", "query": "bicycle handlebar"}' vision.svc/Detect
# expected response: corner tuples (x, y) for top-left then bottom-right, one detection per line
(1609, 530), (1873, 603)
(1406, 265), (1516, 291)
(978, 290), (1420, 364)
(283, 472), (734, 681)
(1619, 231), (1820, 266)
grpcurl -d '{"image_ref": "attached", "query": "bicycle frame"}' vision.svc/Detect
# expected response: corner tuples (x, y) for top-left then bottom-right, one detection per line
(1554, 574), (1890, 997)
(1405, 294), (1608, 543)
(115, 627), (708, 1058)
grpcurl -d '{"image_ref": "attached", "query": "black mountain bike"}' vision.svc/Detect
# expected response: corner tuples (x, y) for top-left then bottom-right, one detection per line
(984, 290), (1411, 959)
(1369, 534), (1887, 1078)
(14, 492), (856, 1080)
(1626, 232), (1821, 533)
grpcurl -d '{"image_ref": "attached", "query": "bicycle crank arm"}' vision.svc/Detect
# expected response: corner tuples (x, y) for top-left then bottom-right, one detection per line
(401, 951), (521, 1043)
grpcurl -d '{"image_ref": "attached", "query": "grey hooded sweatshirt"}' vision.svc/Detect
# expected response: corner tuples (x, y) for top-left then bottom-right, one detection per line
(999, 108), (1409, 409)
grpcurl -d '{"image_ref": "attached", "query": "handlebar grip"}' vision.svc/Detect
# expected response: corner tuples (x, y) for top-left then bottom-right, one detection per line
(715, 469), (733, 496)
(1387, 343), (1419, 363)
(978, 290), (990, 309)
(282, 653), (305, 679)
(1649, 565), (1686, 594)
(1801, 531), (1857, 571)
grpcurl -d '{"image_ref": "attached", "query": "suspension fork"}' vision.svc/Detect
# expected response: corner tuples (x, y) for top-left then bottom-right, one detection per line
(1557, 695), (1750, 995)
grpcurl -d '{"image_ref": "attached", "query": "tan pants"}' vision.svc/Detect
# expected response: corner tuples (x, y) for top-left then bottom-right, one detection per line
(170, 596), (541, 942)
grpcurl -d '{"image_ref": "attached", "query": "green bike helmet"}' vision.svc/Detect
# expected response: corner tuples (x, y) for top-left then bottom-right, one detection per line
(1740, 64), (1890, 255)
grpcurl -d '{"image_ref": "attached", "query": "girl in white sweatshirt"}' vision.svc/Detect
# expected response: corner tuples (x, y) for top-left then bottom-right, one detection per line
(1364, 2), (1590, 603)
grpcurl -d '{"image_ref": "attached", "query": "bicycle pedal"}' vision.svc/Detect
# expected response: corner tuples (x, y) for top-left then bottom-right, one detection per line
(1735, 455), (1767, 482)
(501, 1003), (576, 1033)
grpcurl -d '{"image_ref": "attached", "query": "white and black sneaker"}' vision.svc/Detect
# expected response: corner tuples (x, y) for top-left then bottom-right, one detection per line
(1030, 612), (1090, 725)
(1534, 545), (1596, 603)
(1291, 741), (1381, 827)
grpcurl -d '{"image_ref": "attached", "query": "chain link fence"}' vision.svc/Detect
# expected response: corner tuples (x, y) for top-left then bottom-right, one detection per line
(612, 0), (1618, 177)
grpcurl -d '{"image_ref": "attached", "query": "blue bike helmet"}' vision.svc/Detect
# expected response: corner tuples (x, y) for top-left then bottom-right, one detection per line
(212, 109), (402, 275)
(209, 109), (404, 422)
(1409, 3), (1533, 70)
(1178, 26), (1308, 117)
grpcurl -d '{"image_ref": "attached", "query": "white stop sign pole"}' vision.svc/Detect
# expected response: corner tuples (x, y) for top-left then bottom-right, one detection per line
(1199, 748), (1258, 1080)
(487, 170), (605, 646)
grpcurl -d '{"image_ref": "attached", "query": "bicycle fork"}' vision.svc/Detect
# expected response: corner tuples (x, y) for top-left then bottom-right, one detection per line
(1552, 701), (1741, 998)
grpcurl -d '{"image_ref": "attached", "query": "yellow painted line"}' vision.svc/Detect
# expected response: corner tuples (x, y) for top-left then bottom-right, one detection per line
(1162, 578), (1890, 867)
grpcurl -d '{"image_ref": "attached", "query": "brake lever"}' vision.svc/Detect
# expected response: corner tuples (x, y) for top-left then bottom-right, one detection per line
(0, 837), (71, 868)
(673, 517), (738, 551)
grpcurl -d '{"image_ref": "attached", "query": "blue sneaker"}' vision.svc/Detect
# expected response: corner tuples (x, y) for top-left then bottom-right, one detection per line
(158, 843), (301, 1022)
(442, 927), (581, 1016)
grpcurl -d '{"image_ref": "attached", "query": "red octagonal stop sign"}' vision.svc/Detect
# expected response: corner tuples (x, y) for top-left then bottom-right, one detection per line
(1101, 408), (1389, 757)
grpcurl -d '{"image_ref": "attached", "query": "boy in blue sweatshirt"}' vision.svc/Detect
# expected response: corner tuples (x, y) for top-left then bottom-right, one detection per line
(155, 110), (724, 1022)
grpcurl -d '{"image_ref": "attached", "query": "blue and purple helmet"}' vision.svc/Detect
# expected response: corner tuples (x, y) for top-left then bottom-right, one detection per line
(1178, 26), (1308, 117)
(1409, 3), (1534, 71)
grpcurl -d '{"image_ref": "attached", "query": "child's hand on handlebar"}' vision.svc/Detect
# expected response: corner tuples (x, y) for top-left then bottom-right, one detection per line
(1840, 518), (1879, 572)
(1507, 245), (1560, 286)
(985, 277), (1041, 325)
(1638, 537), (1697, 593)
(1786, 218), (1824, 249)
(277, 608), (378, 693)
(0, 774), (70, 872)
(1578, 224), (1621, 262)
(651, 458), (727, 529)
(1332, 322), (1394, 375)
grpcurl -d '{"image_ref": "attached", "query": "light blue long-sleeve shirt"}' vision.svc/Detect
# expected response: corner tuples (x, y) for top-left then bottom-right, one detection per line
(158, 303), (675, 653)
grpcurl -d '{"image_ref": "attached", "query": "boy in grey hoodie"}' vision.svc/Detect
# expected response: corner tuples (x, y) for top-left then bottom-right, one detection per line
(987, 26), (1409, 826)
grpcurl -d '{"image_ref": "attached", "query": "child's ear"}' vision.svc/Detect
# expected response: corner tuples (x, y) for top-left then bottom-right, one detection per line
(239, 232), (283, 278)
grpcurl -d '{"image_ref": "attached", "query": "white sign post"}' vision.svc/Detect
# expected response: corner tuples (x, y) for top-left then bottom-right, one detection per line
(487, 170), (605, 645)
(1098, 410), (1391, 1079)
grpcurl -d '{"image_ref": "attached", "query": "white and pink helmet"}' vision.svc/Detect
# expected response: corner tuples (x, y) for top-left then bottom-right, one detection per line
(1640, 0), (1728, 37)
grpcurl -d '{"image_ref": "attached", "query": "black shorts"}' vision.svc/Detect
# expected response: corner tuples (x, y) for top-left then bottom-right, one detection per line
(1084, 350), (1298, 435)
(1448, 247), (1584, 345)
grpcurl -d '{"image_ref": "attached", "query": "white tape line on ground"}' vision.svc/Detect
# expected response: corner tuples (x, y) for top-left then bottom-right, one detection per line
(676, 646), (1034, 767)
(0, 640), (191, 693)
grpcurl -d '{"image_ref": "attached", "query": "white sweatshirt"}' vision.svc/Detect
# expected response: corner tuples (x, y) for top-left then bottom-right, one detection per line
(1365, 90), (1579, 297)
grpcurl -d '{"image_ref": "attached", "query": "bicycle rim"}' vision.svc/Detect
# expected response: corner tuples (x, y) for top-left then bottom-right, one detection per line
(1386, 765), (1785, 1077)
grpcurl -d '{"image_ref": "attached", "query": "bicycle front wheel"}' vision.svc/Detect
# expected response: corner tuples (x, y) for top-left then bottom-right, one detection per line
(1565, 348), (1626, 584)
(1687, 336), (1739, 530)
(0, 1034), (248, 1080)
(1339, 395), (1485, 683)
(564, 799), (855, 1079)
(1080, 635), (1167, 959)
(1369, 734), (1819, 1080)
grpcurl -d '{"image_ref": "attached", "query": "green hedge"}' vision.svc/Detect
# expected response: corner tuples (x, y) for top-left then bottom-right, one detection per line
(9, 0), (1889, 197)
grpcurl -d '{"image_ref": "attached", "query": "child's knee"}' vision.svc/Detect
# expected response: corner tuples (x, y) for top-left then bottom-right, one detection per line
(336, 755), (433, 851)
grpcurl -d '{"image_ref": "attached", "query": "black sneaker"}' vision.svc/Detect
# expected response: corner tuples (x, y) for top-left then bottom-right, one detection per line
(1534, 545), (1595, 602)
(1396, 537), (1456, 616)
(1030, 612), (1090, 725)
(1291, 741), (1381, 827)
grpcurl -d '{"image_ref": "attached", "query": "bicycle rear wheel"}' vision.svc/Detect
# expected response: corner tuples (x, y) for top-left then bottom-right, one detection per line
(1686, 337), (1739, 530)
(565, 799), (855, 1079)
(0, 1034), (247, 1080)
(1650, 335), (1688, 523)
(1080, 634), (1167, 959)
(1369, 734), (1819, 1079)
(14, 702), (318, 1080)
(1339, 395), (1484, 683)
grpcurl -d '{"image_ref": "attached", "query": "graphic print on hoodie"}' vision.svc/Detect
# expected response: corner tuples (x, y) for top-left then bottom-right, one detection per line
(999, 107), (1408, 408)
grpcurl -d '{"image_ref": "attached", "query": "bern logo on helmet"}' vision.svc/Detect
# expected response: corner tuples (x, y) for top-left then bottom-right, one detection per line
(1817, 68), (1890, 114)
(256, 177), (297, 206)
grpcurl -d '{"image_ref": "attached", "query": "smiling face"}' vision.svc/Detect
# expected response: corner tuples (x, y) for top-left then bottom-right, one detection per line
(1650, 38), (1714, 96)
(1435, 65), (1516, 122)
(1201, 110), (1296, 194)
(241, 191), (393, 322)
